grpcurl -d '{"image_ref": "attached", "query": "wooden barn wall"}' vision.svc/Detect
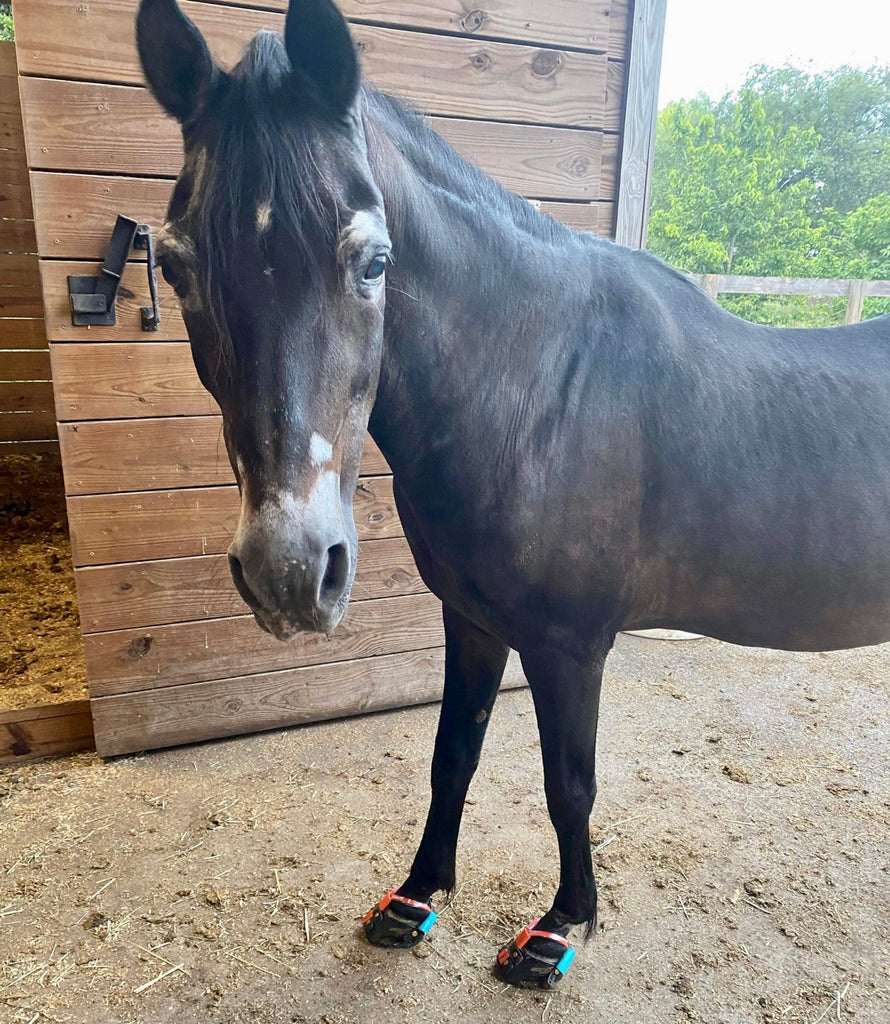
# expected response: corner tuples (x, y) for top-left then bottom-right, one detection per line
(12, 0), (632, 756)
(0, 41), (54, 451)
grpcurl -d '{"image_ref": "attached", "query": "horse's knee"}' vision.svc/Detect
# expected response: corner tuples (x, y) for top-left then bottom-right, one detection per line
(544, 774), (596, 830)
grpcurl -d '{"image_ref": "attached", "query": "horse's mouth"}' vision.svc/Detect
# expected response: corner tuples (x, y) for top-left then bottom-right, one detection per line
(252, 601), (347, 641)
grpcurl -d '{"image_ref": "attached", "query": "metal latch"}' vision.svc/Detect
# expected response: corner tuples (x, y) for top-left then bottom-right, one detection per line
(68, 215), (161, 330)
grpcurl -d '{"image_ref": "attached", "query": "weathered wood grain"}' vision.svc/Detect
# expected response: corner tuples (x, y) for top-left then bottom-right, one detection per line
(0, 47), (25, 151)
(0, 252), (39, 289)
(0, 349), (51, 380)
(16, 2), (616, 130)
(16, 1), (627, 70)
(0, 289), (44, 319)
(0, 216), (37, 253)
(90, 649), (526, 757)
(58, 417), (390, 495)
(40, 258), (186, 343)
(0, 150), (32, 219)
(614, 0), (665, 248)
(28, 128), (615, 252)
(84, 591), (444, 695)
(51, 342), (215, 419)
(75, 536), (427, 633)
(67, 475), (400, 566)
(0, 699), (94, 763)
(0, 318), (46, 349)
(686, 273), (890, 299)
(0, 41), (15, 78)
(0, 410), (57, 442)
(0, 380), (54, 413)
(535, 200), (614, 234)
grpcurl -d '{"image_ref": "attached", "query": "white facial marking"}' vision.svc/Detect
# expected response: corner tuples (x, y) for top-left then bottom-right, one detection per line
(337, 209), (385, 261)
(256, 201), (273, 234)
(309, 432), (334, 467)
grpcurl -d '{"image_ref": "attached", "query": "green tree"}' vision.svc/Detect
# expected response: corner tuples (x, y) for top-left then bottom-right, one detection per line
(746, 64), (890, 216)
(648, 64), (890, 326)
(0, 5), (12, 42)
(648, 91), (827, 277)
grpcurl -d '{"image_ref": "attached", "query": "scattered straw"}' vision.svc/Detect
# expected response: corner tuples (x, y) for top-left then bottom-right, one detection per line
(133, 963), (185, 994)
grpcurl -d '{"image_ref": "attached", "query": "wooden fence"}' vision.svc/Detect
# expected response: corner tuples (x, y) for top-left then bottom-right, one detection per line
(0, 40), (53, 451)
(690, 274), (890, 325)
(11, 0), (641, 757)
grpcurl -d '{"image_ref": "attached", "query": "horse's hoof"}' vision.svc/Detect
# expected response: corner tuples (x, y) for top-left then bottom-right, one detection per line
(496, 921), (575, 988)
(362, 889), (437, 949)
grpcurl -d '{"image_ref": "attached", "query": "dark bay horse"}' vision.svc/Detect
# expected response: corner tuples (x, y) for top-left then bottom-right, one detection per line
(136, 0), (890, 987)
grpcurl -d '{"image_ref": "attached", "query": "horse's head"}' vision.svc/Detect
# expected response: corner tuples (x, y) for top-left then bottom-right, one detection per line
(136, 0), (389, 638)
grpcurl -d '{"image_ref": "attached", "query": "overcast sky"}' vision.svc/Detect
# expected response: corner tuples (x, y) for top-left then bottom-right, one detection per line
(657, 0), (890, 106)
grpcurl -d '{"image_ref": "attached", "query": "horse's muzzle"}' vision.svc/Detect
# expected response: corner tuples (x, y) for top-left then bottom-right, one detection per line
(227, 526), (353, 638)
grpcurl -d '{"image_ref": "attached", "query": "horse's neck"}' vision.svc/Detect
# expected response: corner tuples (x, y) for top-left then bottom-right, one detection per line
(363, 94), (581, 481)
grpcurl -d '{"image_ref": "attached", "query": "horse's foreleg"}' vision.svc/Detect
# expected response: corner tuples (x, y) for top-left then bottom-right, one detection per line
(363, 602), (509, 948)
(496, 641), (610, 987)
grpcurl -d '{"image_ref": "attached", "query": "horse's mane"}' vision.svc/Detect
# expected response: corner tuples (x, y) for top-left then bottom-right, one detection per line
(186, 30), (348, 376)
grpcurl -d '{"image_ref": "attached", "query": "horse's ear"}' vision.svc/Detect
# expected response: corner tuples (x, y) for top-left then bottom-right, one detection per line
(136, 0), (223, 122)
(284, 0), (360, 116)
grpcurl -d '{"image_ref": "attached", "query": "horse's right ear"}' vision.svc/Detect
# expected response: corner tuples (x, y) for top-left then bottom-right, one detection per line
(136, 0), (222, 123)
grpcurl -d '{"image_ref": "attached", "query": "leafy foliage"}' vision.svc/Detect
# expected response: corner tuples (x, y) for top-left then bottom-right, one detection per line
(0, 5), (12, 42)
(648, 65), (890, 325)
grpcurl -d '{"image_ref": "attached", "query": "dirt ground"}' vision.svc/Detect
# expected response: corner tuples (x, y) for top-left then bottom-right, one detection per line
(0, 454), (88, 711)
(1, 635), (888, 1024)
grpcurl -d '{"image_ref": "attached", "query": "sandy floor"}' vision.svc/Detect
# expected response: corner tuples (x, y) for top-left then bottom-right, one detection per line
(1, 634), (888, 1023)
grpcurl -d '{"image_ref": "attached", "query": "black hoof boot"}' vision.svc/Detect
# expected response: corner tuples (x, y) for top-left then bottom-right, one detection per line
(363, 889), (438, 949)
(496, 921), (575, 988)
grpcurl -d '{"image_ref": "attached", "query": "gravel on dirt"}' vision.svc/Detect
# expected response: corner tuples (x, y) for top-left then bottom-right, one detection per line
(1, 634), (888, 1023)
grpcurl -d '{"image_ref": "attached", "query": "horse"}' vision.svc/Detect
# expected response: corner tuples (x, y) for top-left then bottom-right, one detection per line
(135, 0), (890, 988)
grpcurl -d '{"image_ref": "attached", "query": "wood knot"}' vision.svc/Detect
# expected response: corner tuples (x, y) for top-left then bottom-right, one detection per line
(469, 51), (493, 72)
(460, 9), (489, 33)
(119, 581), (132, 591)
(355, 39), (368, 55)
(531, 50), (562, 78)
(568, 155), (591, 177)
(125, 634), (153, 660)
(225, 699), (243, 714)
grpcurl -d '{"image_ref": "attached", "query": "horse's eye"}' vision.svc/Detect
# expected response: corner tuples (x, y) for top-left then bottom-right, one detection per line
(363, 256), (387, 283)
(159, 258), (183, 293)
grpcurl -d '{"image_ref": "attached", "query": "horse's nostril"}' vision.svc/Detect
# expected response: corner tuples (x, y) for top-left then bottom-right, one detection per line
(320, 542), (349, 607)
(228, 552), (255, 606)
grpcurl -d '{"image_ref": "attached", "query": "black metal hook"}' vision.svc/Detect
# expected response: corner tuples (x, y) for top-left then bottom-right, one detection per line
(67, 215), (162, 331)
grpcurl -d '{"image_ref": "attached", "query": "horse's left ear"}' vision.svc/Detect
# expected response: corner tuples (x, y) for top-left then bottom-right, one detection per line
(136, 0), (223, 123)
(284, 0), (360, 116)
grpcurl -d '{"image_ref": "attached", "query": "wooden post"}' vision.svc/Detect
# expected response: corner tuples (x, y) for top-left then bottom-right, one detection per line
(846, 279), (867, 324)
(615, 0), (667, 249)
(701, 274), (719, 300)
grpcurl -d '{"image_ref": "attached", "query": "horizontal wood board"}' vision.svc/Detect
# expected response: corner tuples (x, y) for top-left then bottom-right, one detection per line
(85, 591), (444, 695)
(15, 2), (626, 114)
(58, 417), (389, 494)
(15, 1), (628, 64)
(91, 649), (527, 758)
(1, 42), (51, 439)
(75, 535), (427, 634)
(0, 699), (94, 763)
(67, 475), (399, 566)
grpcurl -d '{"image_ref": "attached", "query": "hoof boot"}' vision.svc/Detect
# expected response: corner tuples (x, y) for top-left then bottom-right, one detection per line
(363, 889), (437, 949)
(496, 921), (575, 988)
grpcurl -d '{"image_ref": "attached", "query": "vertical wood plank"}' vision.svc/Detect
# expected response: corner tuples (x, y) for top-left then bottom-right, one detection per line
(615, 0), (667, 249)
(846, 279), (867, 324)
